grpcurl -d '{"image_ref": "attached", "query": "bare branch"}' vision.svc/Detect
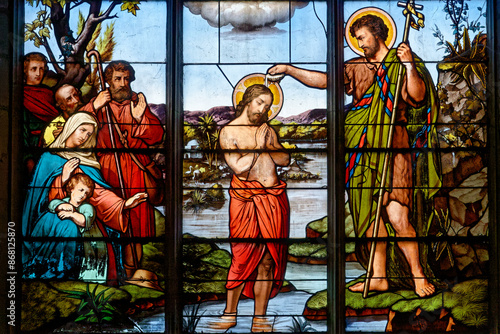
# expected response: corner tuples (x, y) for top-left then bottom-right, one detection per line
(64, 0), (70, 19)
(70, 1), (84, 10)
(42, 36), (64, 75)
(74, 0), (119, 49)
(101, 1), (121, 20)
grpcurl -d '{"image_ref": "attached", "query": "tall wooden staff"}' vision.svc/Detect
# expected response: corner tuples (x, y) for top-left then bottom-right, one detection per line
(363, 0), (425, 298)
(87, 50), (139, 270)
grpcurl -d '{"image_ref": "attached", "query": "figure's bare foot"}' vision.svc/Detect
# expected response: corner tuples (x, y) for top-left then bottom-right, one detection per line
(251, 316), (273, 332)
(414, 277), (435, 297)
(208, 313), (237, 330)
(348, 278), (389, 293)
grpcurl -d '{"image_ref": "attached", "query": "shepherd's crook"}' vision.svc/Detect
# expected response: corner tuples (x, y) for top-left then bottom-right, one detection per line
(362, 0), (425, 298)
(87, 50), (139, 270)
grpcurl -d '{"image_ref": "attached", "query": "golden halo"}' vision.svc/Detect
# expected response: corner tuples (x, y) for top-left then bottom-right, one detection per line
(232, 73), (284, 121)
(345, 7), (397, 56)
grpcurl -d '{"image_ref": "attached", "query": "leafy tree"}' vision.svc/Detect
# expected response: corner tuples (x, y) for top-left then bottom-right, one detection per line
(196, 114), (219, 168)
(432, 0), (486, 51)
(25, 0), (141, 89)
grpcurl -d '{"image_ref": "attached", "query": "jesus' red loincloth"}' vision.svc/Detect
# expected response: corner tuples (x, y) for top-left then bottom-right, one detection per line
(226, 175), (290, 299)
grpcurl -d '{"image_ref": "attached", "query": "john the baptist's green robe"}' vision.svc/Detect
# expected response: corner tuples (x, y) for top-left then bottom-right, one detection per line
(345, 49), (441, 288)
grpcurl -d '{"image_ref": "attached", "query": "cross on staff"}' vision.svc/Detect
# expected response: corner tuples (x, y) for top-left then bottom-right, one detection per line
(362, 0), (425, 299)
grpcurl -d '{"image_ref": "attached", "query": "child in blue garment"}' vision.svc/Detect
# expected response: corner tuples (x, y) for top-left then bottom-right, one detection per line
(25, 173), (107, 281)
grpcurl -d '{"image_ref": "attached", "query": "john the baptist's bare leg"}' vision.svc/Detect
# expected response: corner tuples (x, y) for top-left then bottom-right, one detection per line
(386, 201), (435, 297)
(348, 219), (389, 293)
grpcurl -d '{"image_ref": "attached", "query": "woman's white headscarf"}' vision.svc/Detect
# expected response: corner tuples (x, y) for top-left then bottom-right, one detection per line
(49, 112), (101, 169)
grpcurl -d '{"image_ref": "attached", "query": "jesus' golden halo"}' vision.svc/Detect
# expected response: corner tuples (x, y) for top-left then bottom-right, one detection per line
(345, 7), (397, 56)
(232, 73), (284, 121)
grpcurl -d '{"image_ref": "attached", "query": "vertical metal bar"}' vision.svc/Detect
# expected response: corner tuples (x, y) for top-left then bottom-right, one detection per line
(487, 0), (499, 332)
(328, 0), (345, 333)
(167, 1), (184, 333)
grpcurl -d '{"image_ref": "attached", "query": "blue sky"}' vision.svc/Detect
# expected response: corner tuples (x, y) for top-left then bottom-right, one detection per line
(25, 0), (486, 117)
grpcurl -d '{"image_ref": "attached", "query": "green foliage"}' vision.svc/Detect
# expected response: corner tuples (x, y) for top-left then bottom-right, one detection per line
(283, 171), (320, 181)
(205, 183), (225, 201)
(184, 122), (198, 145)
(82, 20), (116, 99)
(288, 242), (325, 258)
(121, 1), (141, 16)
(282, 142), (307, 161)
(182, 236), (231, 295)
(24, 6), (51, 48)
(120, 284), (164, 304)
(391, 293), (444, 313)
(345, 278), (417, 310)
(59, 284), (120, 324)
(183, 189), (206, 213)
(21, 281), (77, 332)
(306, 290), (327, 310)
(432, 208), (455, 266)
(201, 249), (232, 268)
(195, 114), (220, 168)
(307, 216), (327, 235)
(432, 0), (486, 51)
(345, 278), (487, 329)
(275, 120), (326, 140)
(182, 234), (215, 258)
(438, 29), (487, 88)
(141, 241), (165, 282)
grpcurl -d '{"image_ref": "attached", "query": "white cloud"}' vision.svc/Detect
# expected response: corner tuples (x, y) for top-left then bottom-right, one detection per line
(184, 1), (308, 31)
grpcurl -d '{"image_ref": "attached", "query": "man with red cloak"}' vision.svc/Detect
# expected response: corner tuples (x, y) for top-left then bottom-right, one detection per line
(81, 60), (164, 279)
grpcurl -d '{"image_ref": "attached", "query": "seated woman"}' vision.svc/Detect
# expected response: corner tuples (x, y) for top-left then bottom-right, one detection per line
(22, 112), (147, 285)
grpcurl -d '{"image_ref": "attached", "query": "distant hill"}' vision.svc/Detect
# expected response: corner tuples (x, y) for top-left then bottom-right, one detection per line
(183, 106), (326, 125)
(276, 108), (326, 124)
(184, 106), (235, 125)
(149, 103), (166, 124)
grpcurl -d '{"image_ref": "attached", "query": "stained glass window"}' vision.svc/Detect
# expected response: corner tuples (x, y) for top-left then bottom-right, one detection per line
(0, 0), (496, 333)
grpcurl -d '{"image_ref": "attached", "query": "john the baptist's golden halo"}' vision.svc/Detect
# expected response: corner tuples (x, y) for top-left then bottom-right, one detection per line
(345, 7), (397, 56)
(232, 73), (284, 121)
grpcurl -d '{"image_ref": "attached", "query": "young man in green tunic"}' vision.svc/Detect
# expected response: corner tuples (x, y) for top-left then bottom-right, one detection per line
(268, 13), (440, 297)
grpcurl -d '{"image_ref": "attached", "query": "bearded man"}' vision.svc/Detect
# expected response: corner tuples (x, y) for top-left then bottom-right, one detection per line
(81, 60), (164, 279)
(267, 13), (441, 297)
(210, 84), (290, 332)
(42, 84), (84, 146)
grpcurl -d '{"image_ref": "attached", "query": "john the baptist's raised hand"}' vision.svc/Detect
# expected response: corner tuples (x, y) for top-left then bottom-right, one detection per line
(124, 192), (148, 210)
(62, 157), (80, 184)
